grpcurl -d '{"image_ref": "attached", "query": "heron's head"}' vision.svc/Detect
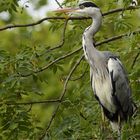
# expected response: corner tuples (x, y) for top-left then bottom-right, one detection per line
(77, 1), (101, 17)
(55, 1), (102, 18)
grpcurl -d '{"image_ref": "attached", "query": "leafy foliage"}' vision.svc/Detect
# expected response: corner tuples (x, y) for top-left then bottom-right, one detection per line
(0, 0), (140, 140)
(0, 0), (19, 13)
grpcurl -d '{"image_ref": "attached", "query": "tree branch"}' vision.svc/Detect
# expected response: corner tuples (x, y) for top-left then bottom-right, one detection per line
(2, 29), (140, 106)
(95, 29), (140, 47)
(39, 55), (84, 140)
(19, 47), (82, 77)
(0, 99), (60, 106)
(0, 6), (140, 31)
(17, 29), (140, 77)
(102, 5), (140, 16)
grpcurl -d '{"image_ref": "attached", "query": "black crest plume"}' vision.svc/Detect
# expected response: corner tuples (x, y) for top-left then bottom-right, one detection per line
(79, 2), (99, 8)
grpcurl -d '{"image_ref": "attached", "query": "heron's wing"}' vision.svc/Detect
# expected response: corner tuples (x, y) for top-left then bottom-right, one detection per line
(107, 57), (133, 115)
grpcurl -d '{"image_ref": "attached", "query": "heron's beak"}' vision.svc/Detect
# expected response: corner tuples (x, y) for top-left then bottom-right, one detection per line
(54, 8), (79, 13)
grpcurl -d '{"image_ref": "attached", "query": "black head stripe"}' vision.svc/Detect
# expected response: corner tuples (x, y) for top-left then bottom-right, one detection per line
(79, 2), (98, 8)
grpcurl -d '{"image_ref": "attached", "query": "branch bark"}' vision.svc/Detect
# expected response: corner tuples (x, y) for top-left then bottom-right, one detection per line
(0, 6), (139, 31)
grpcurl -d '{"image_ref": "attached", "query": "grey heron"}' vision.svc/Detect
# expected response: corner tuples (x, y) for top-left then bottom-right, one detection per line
(55, 1), (136, 139)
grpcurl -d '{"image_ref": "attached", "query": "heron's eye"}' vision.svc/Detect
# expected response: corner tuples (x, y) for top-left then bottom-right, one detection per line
(79, 5), (85, 9)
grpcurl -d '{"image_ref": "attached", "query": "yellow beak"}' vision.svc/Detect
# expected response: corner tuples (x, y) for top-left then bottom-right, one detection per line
(54, 8), (79, 13)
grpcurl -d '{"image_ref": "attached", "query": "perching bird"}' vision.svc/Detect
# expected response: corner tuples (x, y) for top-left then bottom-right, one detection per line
(55, 1), (136, 139)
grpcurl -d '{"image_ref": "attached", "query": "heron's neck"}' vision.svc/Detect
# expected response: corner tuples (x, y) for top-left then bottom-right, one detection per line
(82, 12), (102, 64)
(84, 13), (102, 43)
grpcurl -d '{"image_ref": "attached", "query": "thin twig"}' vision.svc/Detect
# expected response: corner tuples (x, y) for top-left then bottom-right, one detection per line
(80, 112), (87, 120)
(55, 0), (63, 8)
(131, 51), (140, 69)
(0, 6), (140, 31)
(70, 64), (89, 81)
(45, 19), (68, 52)
(39, 55), (84, 140)
(26, 104), (32, 112)
(38, 19), (68, 56)
(43, 1), (65, 54)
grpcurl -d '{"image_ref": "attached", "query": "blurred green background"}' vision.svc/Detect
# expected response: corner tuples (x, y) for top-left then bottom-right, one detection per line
(0, 0), (139, 139)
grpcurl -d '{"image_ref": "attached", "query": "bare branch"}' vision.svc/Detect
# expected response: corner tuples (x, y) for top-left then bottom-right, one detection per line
(39, 55), (84, 140)
(0, 6), (140, 31)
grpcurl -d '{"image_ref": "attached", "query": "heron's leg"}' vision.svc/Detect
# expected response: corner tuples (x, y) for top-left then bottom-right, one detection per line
(101, 107), (106, 131)
(101, 107), (105, 122)
(117, 115), (122, 140)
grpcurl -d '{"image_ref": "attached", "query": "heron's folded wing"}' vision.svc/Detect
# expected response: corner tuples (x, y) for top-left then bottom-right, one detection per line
(107, 57), (132, 114)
